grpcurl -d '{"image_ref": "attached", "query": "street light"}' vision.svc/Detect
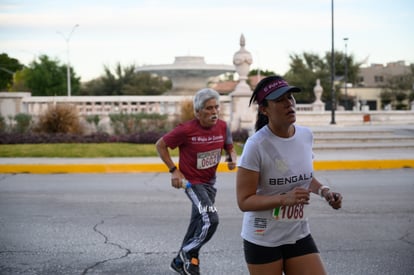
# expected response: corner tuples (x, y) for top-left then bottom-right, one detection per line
(57, 24), (79, 96)
(0, 67), (15, 75)
(330, 0), (335, 124)
(343, 37), (349, 110)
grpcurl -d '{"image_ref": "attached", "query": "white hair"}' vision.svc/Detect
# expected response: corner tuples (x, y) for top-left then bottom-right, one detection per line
(193, 88), (220, 114)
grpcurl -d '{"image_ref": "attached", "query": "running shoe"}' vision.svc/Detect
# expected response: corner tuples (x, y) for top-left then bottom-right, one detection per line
(170, 256), (184, 274)
(180, 251), (200, 275)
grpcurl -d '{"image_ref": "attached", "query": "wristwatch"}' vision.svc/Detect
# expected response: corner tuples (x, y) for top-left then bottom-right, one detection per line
(318, 185), (330, 198)
(169, 166), (177, 173)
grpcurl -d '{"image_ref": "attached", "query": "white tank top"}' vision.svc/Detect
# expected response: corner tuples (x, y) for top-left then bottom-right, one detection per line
(238, 125), (314, 247)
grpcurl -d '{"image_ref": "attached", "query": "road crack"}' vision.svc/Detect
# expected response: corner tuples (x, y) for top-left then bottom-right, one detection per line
(81, 219), (131, 275)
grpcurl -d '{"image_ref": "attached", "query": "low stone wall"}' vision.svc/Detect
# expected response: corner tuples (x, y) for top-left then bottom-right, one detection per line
(296, 111), (414, 126)
(0, 92), (31, 118)
(2, 92), (413, 128)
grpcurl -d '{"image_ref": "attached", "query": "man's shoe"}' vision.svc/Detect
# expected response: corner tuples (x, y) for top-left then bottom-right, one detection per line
(180, 251), (200, 275)
(169, 256), (184, 274)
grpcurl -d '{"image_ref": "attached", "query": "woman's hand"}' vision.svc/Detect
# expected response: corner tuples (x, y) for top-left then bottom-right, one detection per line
(280, 187), (311, 206)
(322, 190), (342, 209)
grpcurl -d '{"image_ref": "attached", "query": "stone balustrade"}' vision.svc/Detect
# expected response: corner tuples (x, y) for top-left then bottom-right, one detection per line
(0, 93), (232, 123)
(1, 92), (413, 128)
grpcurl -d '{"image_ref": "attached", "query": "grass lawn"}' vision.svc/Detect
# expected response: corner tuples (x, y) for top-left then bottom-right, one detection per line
(0, 143), (243, 157)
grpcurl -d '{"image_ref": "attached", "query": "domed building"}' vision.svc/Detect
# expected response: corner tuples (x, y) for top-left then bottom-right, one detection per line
(135, 56), (235, 95)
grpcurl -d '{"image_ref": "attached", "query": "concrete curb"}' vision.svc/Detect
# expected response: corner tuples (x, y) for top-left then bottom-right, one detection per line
(1, 159), (413, 174)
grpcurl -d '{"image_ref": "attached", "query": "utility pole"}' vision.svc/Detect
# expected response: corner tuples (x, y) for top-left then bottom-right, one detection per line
(344, 37), (349, 110)
(57, 24), (79, 97)
(330, 0), (336, 124)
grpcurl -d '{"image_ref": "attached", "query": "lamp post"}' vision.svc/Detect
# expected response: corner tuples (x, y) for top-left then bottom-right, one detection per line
(57, 24), (79, 97)
(0, 67), (15, 75)
(330, 0), (336, 124)
(343, 37), (349, 110)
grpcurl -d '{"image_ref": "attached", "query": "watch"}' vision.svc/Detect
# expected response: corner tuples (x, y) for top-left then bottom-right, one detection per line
(169, 166), (177, 173)
(318, 185), (330, 197)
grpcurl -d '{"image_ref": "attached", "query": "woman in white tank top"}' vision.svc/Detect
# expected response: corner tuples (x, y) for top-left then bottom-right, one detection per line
(236, 76), (342, 275)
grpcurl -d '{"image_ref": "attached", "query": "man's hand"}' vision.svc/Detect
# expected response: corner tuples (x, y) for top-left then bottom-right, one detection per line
(227, 161), (236, 170)
(226, 153), (236, 170)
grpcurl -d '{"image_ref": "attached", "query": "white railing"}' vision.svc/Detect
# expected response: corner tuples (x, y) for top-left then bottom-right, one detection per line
(20, 95), (232, 122)
(296, 104), (314, 112)
(4, 92), (413, 127)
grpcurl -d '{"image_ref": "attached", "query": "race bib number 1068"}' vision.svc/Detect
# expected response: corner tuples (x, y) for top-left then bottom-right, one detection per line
(272, 204), (307, 221)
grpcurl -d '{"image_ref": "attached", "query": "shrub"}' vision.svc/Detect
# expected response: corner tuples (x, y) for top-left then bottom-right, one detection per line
(409, 91), (414, 102)
(134, 130), (165, 144)
(395, 92), (408, 110)
(395, 91), (407, 102)
(35, 104), (82, 134)
(0, 132), (97, 144)
(180, 99), (195, 122)
(13, 113), (33, 134)
(380, 91), (393, 108)
(0, 131), (166, 144)
(109, 112), (170, 134)
(85, 114), (100, 127)
(395, 103), (407, 110)
(0, 115), (5, 133)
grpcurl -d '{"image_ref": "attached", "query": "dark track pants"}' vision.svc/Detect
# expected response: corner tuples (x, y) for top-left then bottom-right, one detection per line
(180, 183), (219, 258)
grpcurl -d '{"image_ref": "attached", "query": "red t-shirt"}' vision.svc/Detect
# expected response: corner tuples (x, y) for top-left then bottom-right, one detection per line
(162, 119), (233, 185)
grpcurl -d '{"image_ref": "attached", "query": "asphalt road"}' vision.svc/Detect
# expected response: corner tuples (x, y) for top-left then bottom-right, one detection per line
(0, 170), (413, 275)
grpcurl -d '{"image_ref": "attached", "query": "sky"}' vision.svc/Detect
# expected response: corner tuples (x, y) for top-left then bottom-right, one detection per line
(1, 0), (413, 82)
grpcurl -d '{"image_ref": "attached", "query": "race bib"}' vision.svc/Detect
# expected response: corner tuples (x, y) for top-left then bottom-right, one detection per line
(197, 149), (221, 169)
(272, 204), (308, 221)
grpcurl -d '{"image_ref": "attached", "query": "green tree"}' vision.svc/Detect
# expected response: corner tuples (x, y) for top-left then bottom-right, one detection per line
(328, 51), (361, 87)
(409, 66), (414, 104)
(79, 77), (104, 95)
(248, 69), (275, 77)
(24, 55), (80, 96)
(283, 51), (361, 106)
(0, 53), (24, 90)
(81, 63), (171, 96)
(81, 63), (137, 95)
(123, 72), (171, 95)
(284, 52), (329, 104)
(380, 68), (413, 110)
(102, 63), (135, 95)
(9, 68), (30, 91)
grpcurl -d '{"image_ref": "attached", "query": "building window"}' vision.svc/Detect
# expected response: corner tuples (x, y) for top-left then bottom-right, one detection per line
(374, 76), (384, 82)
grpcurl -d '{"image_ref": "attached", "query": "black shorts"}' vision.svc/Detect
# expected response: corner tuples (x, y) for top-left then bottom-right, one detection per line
(243, 234), (319, 264)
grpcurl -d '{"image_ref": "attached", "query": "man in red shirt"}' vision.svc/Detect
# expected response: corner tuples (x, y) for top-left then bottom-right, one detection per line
(156, 88), (237, 275)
